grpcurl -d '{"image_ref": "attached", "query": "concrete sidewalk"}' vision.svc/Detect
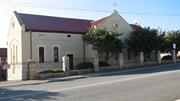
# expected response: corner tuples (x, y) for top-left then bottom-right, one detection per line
(0, 70), (120, 88)
(0, 79), (48, 87)
(0, 75), (85, 88)
(0, 63), (178, 88)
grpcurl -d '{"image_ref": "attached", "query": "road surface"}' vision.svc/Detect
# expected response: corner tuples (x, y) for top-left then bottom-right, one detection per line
(0, 64), (180, 101)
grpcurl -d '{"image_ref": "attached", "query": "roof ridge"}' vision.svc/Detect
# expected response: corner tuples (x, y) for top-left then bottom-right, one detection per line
(15, 11), (92, 34)
(18, 12), (93, 21)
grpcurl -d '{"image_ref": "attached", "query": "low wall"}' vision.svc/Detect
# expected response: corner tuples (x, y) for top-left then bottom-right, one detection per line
(36, 72), (65, 79)
(35, 62), (61, 73)
(33, 60), (178, 79)
(36, 69), (95, 79)
(7, 64), (26, 81)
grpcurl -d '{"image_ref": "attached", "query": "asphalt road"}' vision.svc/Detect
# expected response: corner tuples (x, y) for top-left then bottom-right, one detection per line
(0, 64), (180, 101)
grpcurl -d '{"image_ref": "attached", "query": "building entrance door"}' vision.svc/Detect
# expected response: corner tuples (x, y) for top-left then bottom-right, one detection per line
(67, 54), (74, 70)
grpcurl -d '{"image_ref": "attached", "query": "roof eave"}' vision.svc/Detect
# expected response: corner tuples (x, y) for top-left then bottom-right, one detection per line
(25, 29), (87, 34)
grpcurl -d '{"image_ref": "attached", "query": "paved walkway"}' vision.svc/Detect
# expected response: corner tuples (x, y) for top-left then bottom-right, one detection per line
(0, 71), (120, 87)
(0, 76), (84, 88)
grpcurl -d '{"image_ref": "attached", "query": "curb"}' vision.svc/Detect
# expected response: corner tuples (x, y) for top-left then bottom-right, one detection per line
(0, 80), (49, 88)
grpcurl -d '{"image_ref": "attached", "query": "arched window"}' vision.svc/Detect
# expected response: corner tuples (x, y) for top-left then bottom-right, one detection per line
(16, 45), (18, 63)
(54, 47), (59, 62)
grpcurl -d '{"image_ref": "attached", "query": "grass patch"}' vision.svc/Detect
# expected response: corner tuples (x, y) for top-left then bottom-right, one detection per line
(99, 61), (110, 67)
(75, 62), (94, 69)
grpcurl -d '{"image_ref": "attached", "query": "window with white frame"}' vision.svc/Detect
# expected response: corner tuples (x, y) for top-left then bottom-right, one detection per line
(53, 47), (59, 62)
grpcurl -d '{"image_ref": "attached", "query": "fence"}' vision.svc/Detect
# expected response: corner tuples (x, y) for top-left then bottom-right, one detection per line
(33, 57), (178, 73)
(29, 57), (95, 74)
(35, 62), (62, 73)
(5, 56), (179, 80)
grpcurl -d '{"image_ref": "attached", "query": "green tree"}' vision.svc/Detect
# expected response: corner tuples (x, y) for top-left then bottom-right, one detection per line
(83, 27), (123, 61)
(163, 30), (180, 53)
(126, 27), (164, 59)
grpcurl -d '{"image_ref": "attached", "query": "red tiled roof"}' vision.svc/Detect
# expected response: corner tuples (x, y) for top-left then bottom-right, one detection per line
(91, 17), (142, 32)
(91, 16), (109, 27)
(15, 12), (142, 34)
(16, 12), (92, 34)
(130, 24), (142, 31)
(0, 48), (7, 58)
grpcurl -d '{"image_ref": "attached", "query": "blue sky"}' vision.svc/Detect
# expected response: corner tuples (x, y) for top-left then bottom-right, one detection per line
(0, 0), (180, 47)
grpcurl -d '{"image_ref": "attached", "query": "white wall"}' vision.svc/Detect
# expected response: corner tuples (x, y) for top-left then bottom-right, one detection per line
(85, 44), (98, 59)
(7, 11), (136, 80)
(98, 11), (133, 40)
(29, 32), (84, 64)
(21, 31), (31, 63)
(7, 13), (24, 80)
(91, 11), (134, 65)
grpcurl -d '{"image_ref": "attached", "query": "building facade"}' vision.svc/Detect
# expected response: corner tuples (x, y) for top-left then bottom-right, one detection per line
(7, 10), (144, 80)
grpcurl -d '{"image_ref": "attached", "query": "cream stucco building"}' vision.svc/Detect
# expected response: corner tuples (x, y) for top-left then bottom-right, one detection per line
(7, 10), (144, 80)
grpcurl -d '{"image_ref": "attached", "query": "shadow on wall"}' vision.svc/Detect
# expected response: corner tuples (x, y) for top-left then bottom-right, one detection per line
(0, 88), (66, 101)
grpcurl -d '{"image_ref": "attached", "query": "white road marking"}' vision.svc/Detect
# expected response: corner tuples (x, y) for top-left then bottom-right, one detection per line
(175, 99), (180, 101)
(0, 69), (180, 100)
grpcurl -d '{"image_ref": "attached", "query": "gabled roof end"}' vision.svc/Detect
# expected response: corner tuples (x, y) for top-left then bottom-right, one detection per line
(14, 11), (24, 26)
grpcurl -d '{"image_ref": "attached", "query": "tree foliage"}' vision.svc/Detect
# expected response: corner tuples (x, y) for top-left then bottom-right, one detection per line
(83, 27), (123, 61)
(163, 30), (180, 53)
(126, 27), (164, 55)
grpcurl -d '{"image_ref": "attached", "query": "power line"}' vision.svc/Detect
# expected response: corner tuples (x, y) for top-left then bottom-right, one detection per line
(16, 5), (180, 17)
(48, 6), (180, 17)
(120, 12), (180, 17)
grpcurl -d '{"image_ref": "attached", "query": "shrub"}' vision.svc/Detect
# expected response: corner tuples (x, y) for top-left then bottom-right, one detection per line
(178, 56), (180, 59)
(38, 70), (64, 74)
(99, 61), (110, 67)
(162, 55), (172, 60)
(75, 62), (94, 69)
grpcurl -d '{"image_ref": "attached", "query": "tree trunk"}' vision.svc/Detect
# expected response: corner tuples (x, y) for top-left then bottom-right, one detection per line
(105, 52), (109, 62)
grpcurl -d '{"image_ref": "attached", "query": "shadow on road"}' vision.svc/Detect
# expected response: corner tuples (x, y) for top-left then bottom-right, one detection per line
(0, 87), (65, 101)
